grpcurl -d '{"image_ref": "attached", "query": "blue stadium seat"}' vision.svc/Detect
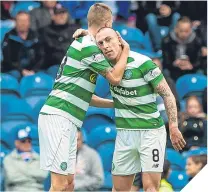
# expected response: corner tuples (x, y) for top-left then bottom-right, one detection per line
(134, 49), (162, 58)
(144, 26), (169, 52)
(44, 174), (51, 191)
(81, 128), (88, 144)
(100, 171), (113, 191)
(144, 32), (154, 52)
(87, 123), (116, 148)
(114, 26), (146, 51)
(95, 75), (111, 98)
(20, 72), (54, 97)
(0, 20), (15, 42)
(159, 26), (169, 38)
(167, 170), (189, 190)
(86, 106), (115, 119)
(0, 73), (20, 95)
(2, 98), (34, 123)
(10, 1), (40, 18)
(46, 65), (59, 79)
(25, 95), (48, 111)
(176, 74), (207, 100)
(97, 142), (115, 172)
(32, 99), (46, 123)
(82, 114), (114, 133)
(182, 147), (207, 160)
(180, 99), (186, 112)
(166, 148), (186, 170)
(0, 73), (20, 117)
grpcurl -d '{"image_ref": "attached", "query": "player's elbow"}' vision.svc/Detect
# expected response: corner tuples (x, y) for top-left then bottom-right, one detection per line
(105, 73), (121, 85)
(109, 78), (121, 86)
(110, 79), (121, 86)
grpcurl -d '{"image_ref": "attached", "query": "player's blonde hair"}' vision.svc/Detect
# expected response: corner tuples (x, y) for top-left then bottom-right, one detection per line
(87, 3), (112, 27)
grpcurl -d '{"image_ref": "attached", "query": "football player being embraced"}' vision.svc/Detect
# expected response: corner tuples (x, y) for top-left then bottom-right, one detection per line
(74, 27), (186, 192)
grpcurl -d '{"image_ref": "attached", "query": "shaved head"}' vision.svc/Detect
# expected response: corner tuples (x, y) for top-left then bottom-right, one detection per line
(96, 27), (122, 63)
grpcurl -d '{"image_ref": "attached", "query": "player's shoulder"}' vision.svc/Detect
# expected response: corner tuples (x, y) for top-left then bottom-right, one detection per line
(82, 34), (97, 48)
(128, 51), (152, 68)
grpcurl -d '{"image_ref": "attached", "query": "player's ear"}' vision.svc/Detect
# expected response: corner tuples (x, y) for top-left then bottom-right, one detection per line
(105, 20), (111, 28)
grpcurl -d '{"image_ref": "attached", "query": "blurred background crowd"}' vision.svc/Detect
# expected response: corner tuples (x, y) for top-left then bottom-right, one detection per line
(0, 1), (207, 192)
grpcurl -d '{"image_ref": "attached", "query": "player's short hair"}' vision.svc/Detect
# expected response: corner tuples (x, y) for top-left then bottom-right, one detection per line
(177, 16), (192, 26)
(87, 3), (112, 27)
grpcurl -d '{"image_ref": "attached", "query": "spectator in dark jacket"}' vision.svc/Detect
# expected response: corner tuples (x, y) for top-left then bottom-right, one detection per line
(144, 1), (180, 51)
(39, 5), (80, 68)
(180, 96), (207, 149)
(30, 1), (57, 32)
(162, 17), (203, 81)
(1, 11), (43, 77)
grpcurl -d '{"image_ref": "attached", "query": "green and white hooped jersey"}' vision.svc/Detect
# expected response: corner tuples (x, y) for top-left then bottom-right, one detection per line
(110, 51), (165, 130)
(40, 35), (112, 128)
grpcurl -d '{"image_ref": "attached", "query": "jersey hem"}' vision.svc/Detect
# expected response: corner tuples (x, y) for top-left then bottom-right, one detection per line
(39, 111), (82, 128)
(116, 125), (165, 131)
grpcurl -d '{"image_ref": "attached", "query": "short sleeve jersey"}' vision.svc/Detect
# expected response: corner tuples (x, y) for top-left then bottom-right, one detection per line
(40, 35), (112, 128)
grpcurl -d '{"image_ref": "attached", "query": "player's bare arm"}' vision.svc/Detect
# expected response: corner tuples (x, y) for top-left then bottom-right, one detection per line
(155, 78), (186, 151)
(104, 39), (129, 85)
(90, 95), (114, 108)
(73, 29), (130, 86)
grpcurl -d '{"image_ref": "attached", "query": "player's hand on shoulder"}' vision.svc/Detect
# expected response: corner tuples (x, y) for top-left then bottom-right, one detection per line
(170, 128), (186, 151)
(116, 31), (130, 52)
(72, 28), (88, 39)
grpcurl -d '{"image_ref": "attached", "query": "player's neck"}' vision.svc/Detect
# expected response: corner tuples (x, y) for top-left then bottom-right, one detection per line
(88, 27), (100, 38)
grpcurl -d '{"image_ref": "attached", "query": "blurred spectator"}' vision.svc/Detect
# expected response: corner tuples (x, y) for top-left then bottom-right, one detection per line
(1, 11), (44, 77)
(127, 13), (137, 28)
(39, 5), (80, 68)
(185, 154), (207, 180)
(0, 1), (14, 20)
(74, 130), (104, 191)
(182, 96), (206, 120)
(180, 96), (207, 149)
(30, 1), (57, 31)
(162, 17), (204, 81)
(144, 1), (180, 51)
(3, 127), (48, 191)
(159, 160), (173, 192)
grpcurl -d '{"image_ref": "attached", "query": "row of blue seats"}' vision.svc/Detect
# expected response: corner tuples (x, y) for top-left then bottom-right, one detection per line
(2, 71), (206, 100)
(2, 114), (207, 172)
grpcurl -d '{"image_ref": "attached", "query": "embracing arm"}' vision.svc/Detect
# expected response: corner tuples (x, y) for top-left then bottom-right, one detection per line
(90, 95), (114, 108)
(155, 78), (186, 151)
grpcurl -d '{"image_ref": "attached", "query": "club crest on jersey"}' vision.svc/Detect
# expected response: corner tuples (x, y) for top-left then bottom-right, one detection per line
(90, 73), (97, 83)
(92, 53), (104, 62)
(60, 162), (67, 171)
(123, 69), (132, 80)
